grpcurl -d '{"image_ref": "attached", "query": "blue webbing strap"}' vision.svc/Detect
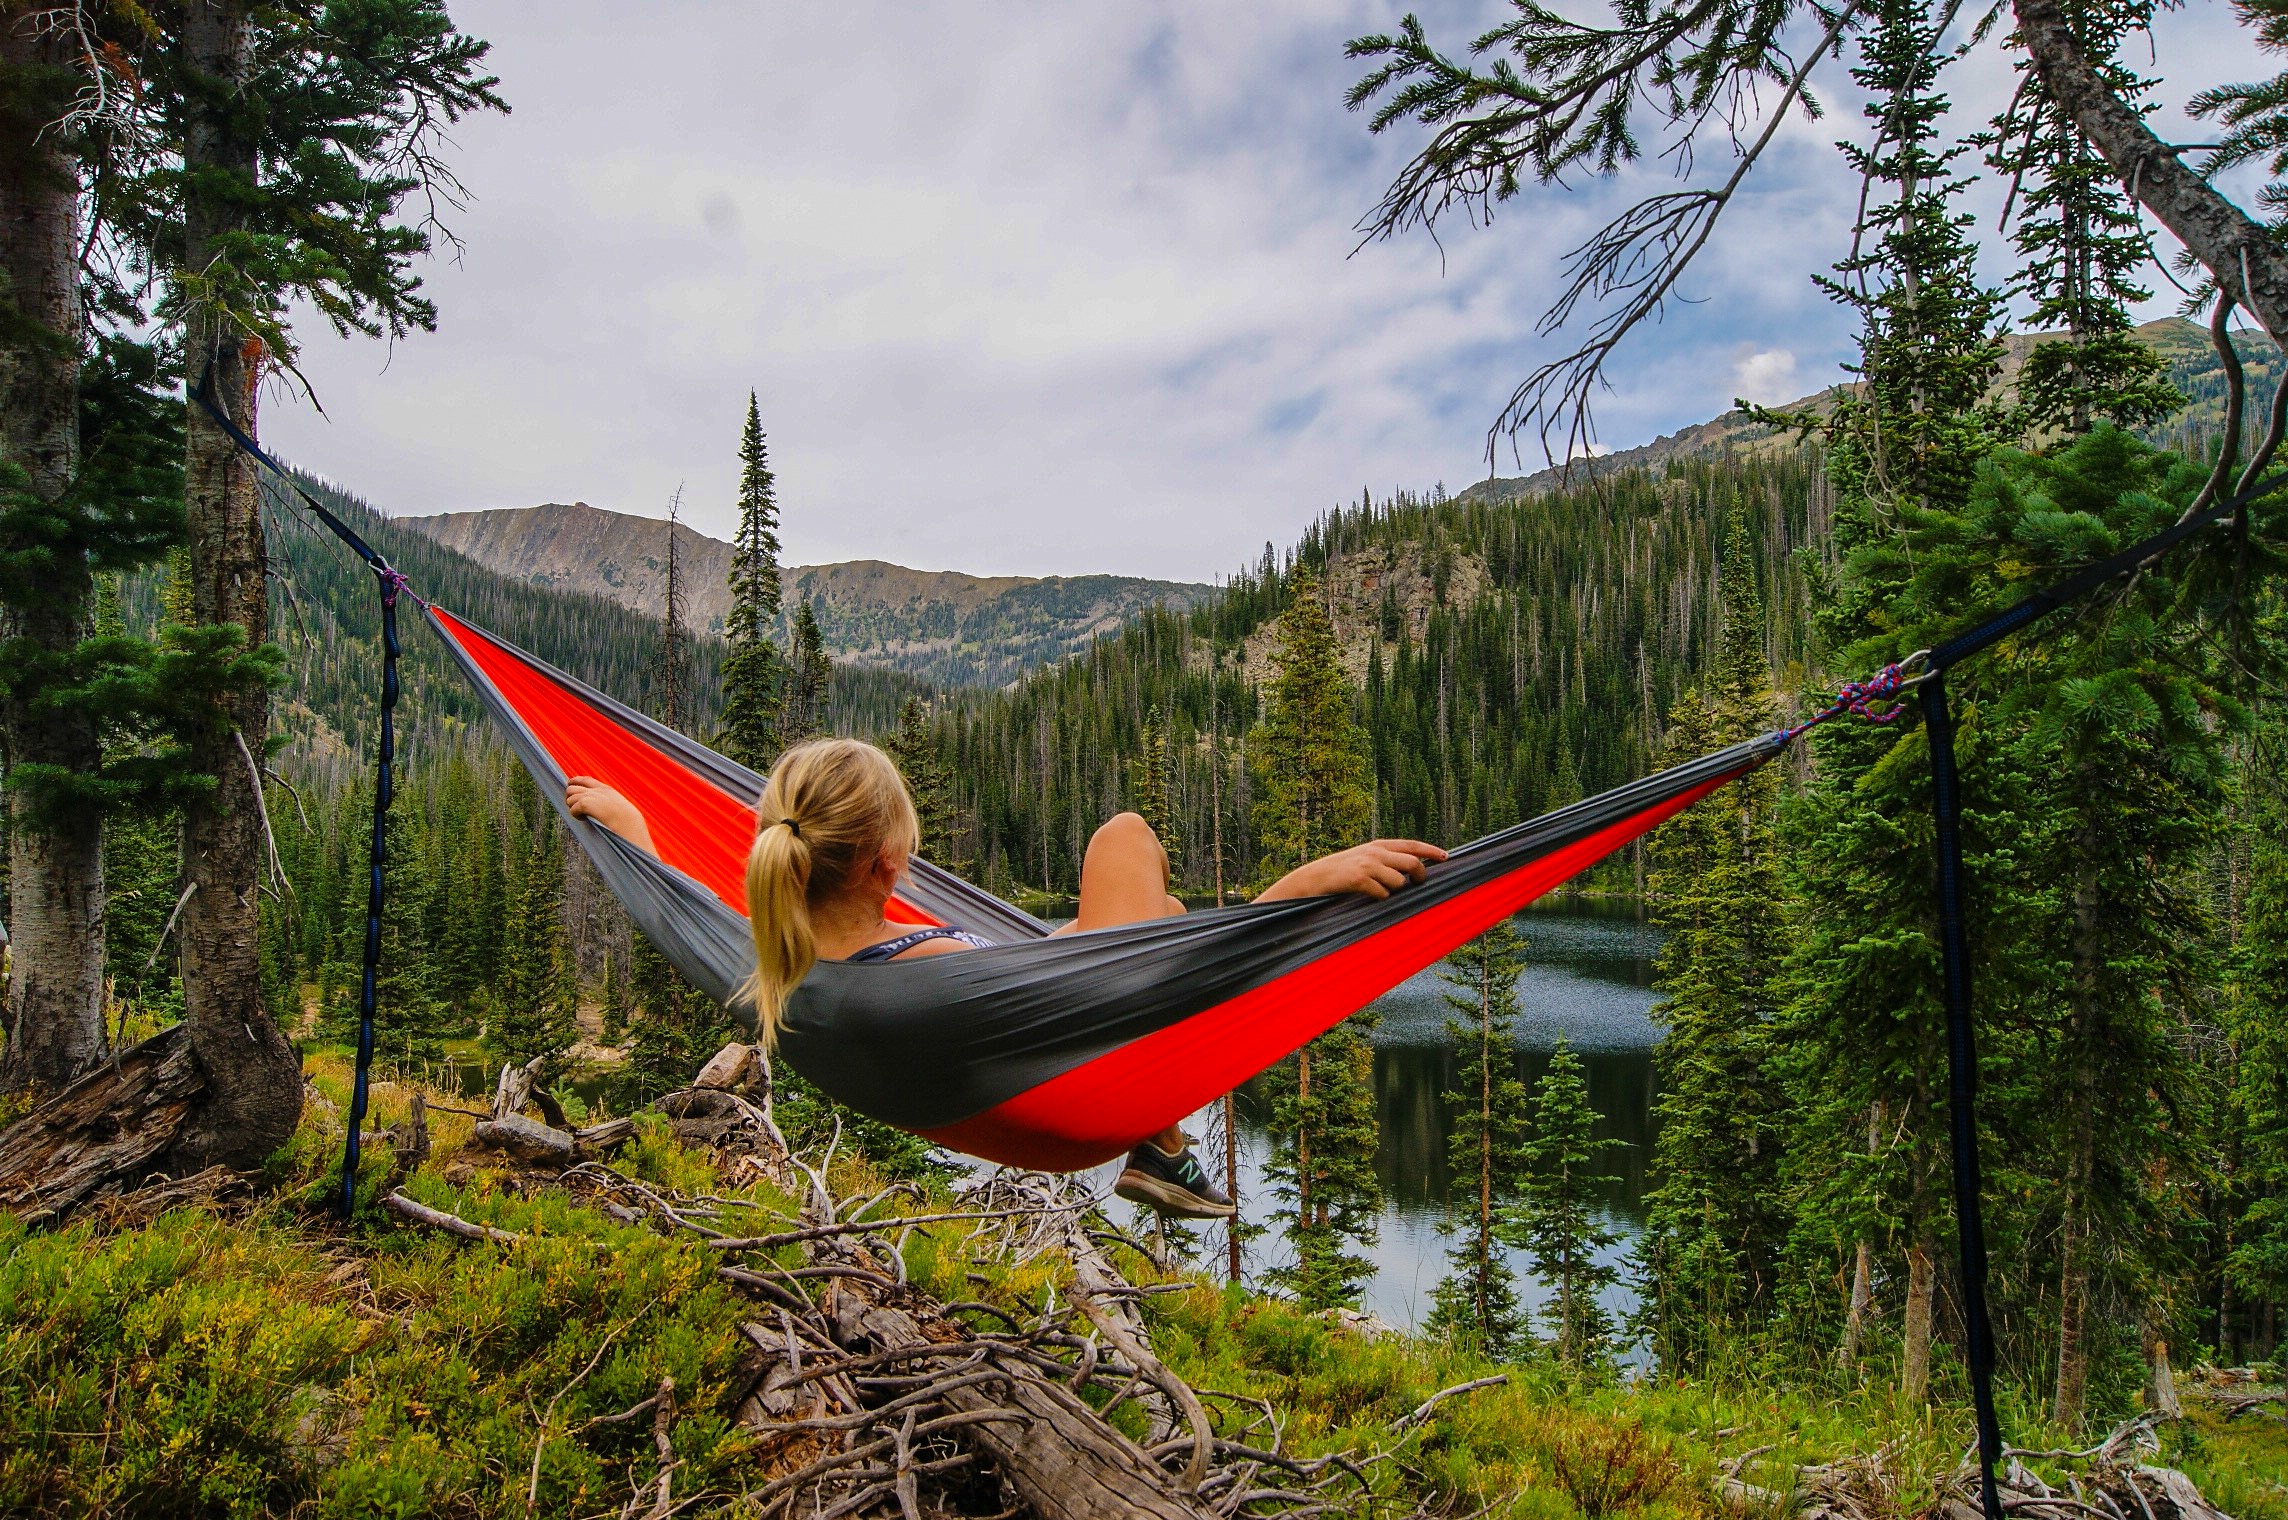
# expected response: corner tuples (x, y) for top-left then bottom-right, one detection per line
(189, 375), (412, 1219)
(1922, 673), (2004, 1520)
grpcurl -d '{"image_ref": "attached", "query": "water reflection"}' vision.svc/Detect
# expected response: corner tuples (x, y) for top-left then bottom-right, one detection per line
(1156, 897), (1669, 1344)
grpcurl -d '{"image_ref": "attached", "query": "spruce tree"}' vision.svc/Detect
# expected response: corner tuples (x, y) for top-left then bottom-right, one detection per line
(719, 391), (785, 771)
(1129, 703), (1181, 866)
(1764, 0), (2021, 1402)
(1520, 1039), (1623, 1372)
(1263, 1011), (1382, 1310)
(1254, 565), (1381, 1309)
(1427, 919), (1535, 1357)
(779, 600), (831, 748)
(1251, 567), (1370, 881)
(1993, 434), (2229, 1429)
(1638, 514), (1789, 1370)
(885, 696), (960, 871)
(486, 772), (577, 1070)
(2225, 741), (2288, 1327)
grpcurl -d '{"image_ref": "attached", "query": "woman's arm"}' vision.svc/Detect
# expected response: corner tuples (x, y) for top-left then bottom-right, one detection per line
(1257, 839), (1447, 902)
(566, 777), (659, 857)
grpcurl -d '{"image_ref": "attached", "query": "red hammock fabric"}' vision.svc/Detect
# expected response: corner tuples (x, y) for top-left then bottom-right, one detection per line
(431, 609), (939, 926)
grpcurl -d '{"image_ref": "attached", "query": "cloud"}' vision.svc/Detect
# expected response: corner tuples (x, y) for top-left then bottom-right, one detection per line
(256, 0), (2257, 580)
(1731, 349), (1802, 407)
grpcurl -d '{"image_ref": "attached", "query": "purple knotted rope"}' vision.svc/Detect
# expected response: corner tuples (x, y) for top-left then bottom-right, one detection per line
(1779, 653), (1927, 742)
(376, 565), (410, 607)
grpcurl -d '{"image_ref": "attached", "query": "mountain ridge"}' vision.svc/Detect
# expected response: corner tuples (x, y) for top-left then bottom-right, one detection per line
(403, 502), (1212, 690)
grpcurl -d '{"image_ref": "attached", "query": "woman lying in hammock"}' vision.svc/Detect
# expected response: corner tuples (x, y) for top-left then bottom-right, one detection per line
(566, 737), (1445, 1220)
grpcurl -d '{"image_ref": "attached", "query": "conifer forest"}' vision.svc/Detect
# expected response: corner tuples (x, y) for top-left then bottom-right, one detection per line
(1, 3), (2286, 1518)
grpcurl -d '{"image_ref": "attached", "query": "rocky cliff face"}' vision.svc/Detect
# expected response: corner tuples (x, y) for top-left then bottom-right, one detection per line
(403, 502), (1211, 689)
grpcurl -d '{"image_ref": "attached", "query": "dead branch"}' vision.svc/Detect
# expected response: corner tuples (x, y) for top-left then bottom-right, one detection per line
(1392, 1375), (1509, 1433)
(382, 1189), (523, 1245)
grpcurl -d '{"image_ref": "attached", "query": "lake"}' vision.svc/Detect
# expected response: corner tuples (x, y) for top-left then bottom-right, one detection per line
(1088, 896), (1667, 1348)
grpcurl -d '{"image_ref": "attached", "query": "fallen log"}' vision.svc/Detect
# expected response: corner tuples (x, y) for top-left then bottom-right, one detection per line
(472, 1112), (575, 1165)
(0, 1025), (203, 1224)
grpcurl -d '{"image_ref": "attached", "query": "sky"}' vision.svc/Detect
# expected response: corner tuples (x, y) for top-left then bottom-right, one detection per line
(260, 1), (2260, 582)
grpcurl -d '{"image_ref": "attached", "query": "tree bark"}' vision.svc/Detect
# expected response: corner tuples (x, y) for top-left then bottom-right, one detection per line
(0, 9), (106, 1095)
(2055, 804), (2104, 1432)
(1903, 1240), (1935, 1404)
(1838, 1104), (1883, 1370)
(2015, 0), (2288, 343)
(1840, 1238), (1875, 1370)
(169, 0), (300, 1171)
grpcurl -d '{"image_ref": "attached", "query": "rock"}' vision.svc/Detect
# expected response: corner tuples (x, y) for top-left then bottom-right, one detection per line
(694, 1042), (759, 1091)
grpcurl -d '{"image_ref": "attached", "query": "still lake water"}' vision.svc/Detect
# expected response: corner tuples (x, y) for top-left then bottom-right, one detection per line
(1085, 897), (1666, 1343)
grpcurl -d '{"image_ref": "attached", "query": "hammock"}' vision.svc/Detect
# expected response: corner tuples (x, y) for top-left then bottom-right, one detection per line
(197, 376), (2283, 1520)
(428, 604), (1778, 1170)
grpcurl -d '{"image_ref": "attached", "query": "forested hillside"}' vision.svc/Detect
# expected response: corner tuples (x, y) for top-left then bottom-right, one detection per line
(933, 453), (1830, 895)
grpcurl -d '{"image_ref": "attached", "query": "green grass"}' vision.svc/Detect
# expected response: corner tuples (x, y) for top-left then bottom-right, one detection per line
(1, 1060), (2279, 1519)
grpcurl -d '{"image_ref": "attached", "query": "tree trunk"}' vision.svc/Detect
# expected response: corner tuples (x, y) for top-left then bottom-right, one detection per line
(1839, 1104), (1884, 1370)
(1478, 965), (1493, 1334)
(170, 0), (300, 1171)
(1903, 1240), (1935, 1403)
(2055, 1193), (2090, 1429)
(1840, 1238), (1875, 1370)
(1222, 1089), (1242, 1286)
(2015, 0), (2288, 346)
(0, 12), (105, 1095)
(2055, 809), (2103, 1432)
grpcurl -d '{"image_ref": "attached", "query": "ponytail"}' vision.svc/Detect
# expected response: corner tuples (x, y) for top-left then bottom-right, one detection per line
(743, 738), (919, 1045)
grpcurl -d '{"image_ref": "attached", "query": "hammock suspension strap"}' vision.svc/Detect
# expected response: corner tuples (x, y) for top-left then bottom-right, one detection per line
(189, 378), (413, 1219)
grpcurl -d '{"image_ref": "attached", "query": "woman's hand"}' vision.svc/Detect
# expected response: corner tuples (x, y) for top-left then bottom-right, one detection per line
(566, 776), (658, 857)
(1258, 839), (1447, 902)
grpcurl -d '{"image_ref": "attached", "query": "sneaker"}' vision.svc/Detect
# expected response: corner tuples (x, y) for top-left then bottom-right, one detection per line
(1114, 1138), (1236, 1219)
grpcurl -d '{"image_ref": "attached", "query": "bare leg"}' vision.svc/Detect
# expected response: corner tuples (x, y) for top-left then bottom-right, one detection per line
(1073, 813), (1189, 1151)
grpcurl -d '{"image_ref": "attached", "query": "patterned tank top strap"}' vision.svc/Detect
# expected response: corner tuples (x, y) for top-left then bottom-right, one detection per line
(845, 927), (994, 964)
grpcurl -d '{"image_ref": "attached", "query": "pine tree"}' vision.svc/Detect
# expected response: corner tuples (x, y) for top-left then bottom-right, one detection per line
(1263, 1012), (1382, 1310)
(779, 600), (831, 748)
(1252, 568), (1371, 882)
(1427, 919), (1535, 1357)
(1638, 514), (1790, 1370)
(885, 695), (960, 871)
(154, 0), (504, 1168)
(656, 487), (690, 733)
(719, 391), (785, 771)
(1520, 1040), (1624, 1372)
(486, 773), (577, 1070)
(1981, 1), (2179, 438)
(1129, 704), (1181, 866)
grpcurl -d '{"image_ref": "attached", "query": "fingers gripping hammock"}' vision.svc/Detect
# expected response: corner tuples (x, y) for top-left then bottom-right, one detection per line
(199, 383), (2284, 1520)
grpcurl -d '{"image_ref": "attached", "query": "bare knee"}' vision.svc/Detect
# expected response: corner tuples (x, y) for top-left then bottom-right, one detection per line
(1091, 812), (1163, 861)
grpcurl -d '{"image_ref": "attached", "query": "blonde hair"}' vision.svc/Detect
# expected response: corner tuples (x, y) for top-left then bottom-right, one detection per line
(744, 738), (920, 1045)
